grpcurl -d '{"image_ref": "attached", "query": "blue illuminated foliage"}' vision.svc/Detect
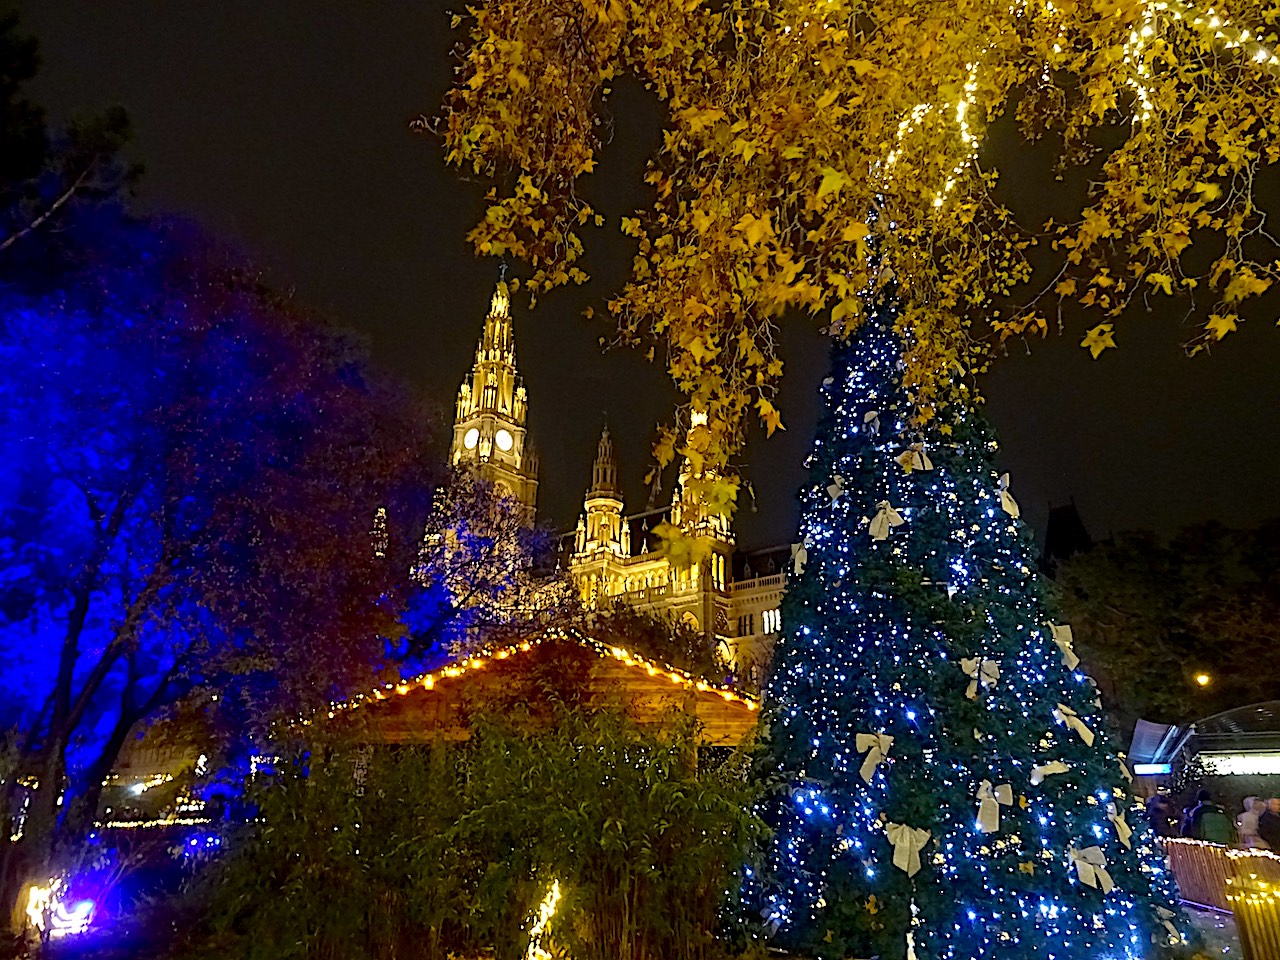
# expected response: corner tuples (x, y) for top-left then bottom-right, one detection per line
(0, 217), (436, 901)
(753, 297), (1189, 959)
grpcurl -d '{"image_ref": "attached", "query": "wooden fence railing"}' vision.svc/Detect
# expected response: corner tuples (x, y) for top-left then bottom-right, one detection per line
(1165, 838), (1280, 959)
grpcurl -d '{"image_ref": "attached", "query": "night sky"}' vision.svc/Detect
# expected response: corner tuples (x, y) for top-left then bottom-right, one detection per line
(22, 1), (1280, 548)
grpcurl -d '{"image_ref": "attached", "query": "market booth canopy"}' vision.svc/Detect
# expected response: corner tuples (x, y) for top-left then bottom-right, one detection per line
(323, 628), (760, 747)
(1130, 700), (1280, 777)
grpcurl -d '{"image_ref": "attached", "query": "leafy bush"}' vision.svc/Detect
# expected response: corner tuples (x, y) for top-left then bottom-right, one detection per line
(183, 704), (764, 960)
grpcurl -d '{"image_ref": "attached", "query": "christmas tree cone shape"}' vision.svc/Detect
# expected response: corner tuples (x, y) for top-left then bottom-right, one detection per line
(751, 301), (1191, 960)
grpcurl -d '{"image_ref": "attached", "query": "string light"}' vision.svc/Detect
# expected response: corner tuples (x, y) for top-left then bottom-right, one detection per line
(102, 816), (212, 829)
(524, 879), (562, 960)
(320, 627), (760, 724)
(876, 0), (1278, 216)
(23, 880), (95, 938)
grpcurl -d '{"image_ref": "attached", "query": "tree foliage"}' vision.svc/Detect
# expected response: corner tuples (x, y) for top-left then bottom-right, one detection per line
(436, 0), (1280, 509)
(0, 11), (137, 265)
(585, 605), (728, 684)
(0, 216), (439, 922)
(1055, 520), (1280, 731)
(187, 706), (764, 960)
(754, 302), (1189, 959)
(402, 470), (572, 662)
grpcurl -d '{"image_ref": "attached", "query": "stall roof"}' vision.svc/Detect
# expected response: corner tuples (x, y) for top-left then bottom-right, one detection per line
(1130, 701), (1280, 772)
(317, 627), (761, 747)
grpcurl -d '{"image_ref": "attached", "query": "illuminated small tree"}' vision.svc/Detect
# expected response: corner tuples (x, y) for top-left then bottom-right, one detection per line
(401, 470), (569, 661)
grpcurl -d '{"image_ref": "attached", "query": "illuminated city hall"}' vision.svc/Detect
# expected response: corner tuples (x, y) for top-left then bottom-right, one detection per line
(449, 280), (787, 679)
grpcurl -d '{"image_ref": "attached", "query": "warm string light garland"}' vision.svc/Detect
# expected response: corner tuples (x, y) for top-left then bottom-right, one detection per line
(875, 0), (1279, 218)
(313, 627), (759, 726)
(524, 879), (562, 960)
(751, 301), (1186, 959)
(102, 816), (212, 829)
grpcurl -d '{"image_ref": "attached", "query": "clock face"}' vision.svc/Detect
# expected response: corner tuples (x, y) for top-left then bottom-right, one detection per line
(495, 428), (514, 452)
(463, 427), (480, 449)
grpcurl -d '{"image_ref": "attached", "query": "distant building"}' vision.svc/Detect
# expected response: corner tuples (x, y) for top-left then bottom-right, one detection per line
(444, 282), (790, 681)
(1129, 701), (1280, 782)
(560, 423), (786, 682)
(448, 280), (539, 524)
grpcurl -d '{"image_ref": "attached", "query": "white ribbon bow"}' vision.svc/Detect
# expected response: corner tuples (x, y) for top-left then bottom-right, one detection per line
(863, 410), (880, 436)
(1155, 906), (1182, 944)
(885, 822), (931, 877)
(791, 539), (809, 575)
(1030, 760), (1071, 785)
(1053, 703), (1096, 747)
(855, 732), (894, 783)
(1050, 624), (1080, 670)
(895, 443), (934, 473)
(827, 475), (847, 504)
(869, 501), (905, 540)
(976, 780), (1013, 833)
(960, 657), (1001, 699)
(1069, 845), (1114, 893)
(1107, 802), (1133, 849)
(997, 473), (1021, 518)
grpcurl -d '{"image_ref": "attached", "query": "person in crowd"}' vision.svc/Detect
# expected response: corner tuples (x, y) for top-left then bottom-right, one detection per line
(1180, 789), (1209, 837)
(1238, 797), (1265, 849)
(1182, 788), (1234, 844)
(1145, 786), (1179, 837)
(1258, 797), (1280, 849)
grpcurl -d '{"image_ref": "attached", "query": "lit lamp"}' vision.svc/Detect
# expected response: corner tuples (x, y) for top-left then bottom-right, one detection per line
(1194, 672), (1211, 688)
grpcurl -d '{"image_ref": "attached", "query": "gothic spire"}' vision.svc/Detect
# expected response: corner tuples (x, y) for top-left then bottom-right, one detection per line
(588, 424), (620, 499)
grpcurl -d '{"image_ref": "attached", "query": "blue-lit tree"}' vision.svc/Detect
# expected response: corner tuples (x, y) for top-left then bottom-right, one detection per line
(0, 217), (451, 921)
(755, 299), (1187, 959)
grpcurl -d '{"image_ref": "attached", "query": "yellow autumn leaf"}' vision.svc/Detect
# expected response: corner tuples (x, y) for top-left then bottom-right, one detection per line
(1147, 272), (1174, 295)
(1081, 323), (1117, 359)
(687, 337), (712, 361)
(831, 299), (859, 323)
(652, 521), (701, 569)
(817, 167), (850, 199)
(653, 428), (677, 468)
(1195, 182), (1223, 201)
(1224, 269), (1270, 303)
(841, 221), (870, 244)
(1206, 313), (1238, 339)
(757, 397), (785, 436)
(736, 213), (770, 247)
(686, 473), (740, 515)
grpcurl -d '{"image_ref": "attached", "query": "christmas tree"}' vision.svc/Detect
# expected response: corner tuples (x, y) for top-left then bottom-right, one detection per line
(753, 298), (1187, 959)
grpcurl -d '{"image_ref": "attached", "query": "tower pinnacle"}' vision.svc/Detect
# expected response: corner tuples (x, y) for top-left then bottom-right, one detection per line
(449, 273), (538, 523)
(588, 425), (620, 499)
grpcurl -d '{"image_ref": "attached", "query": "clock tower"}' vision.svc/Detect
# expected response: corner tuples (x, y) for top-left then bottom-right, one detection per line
(450, 277), (539, 523)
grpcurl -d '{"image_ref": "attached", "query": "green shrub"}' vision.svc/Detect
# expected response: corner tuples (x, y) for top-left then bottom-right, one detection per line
(184, 704), (765, 960)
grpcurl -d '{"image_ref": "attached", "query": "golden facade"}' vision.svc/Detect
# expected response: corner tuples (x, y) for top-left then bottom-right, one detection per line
(449, 281), (539, 523)
(449, 281), (788, 681)
(567, 425), (785, 682)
